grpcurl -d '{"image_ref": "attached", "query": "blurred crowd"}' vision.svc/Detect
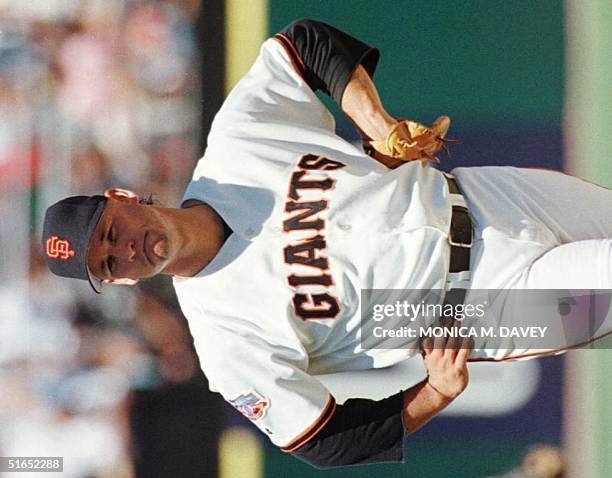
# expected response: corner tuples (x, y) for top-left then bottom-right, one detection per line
(0, 1), (206, 476)
(0, 0), (202, 196)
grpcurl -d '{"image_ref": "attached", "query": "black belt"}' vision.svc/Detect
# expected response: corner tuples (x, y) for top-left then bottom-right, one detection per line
(445, 175), (473, 274)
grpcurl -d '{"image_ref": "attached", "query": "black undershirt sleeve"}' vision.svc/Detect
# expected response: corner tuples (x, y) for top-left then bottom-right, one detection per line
(277, 19), (380, 105)
(290, 391), (405, 469)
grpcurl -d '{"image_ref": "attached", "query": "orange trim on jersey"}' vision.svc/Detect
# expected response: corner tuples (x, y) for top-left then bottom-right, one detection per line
(281, 394), (337, 453)
(467, 327), (612, 362)
(273, 33), (306, 78)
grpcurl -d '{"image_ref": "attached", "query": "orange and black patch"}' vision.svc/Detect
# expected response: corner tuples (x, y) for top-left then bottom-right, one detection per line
(46, 236), (76, 260)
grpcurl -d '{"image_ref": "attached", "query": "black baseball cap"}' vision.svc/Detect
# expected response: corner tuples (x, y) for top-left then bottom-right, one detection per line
(42, 195), (108, 293)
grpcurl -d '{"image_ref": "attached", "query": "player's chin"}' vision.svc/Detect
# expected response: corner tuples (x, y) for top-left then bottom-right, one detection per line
(120, 263), (163, 282)
(144, 259), (170, 279)
(135, 265), (164, 280)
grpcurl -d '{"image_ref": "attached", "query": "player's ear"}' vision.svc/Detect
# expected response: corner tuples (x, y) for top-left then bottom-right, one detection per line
(104, 188), (139, 204)
(104, 277), (139, 286)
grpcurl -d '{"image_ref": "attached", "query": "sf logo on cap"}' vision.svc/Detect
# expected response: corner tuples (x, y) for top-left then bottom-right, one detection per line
(46, 236), (76, 260)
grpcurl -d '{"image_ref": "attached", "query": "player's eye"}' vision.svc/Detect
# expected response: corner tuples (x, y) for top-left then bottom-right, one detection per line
(107, 256), (116, 276)
(107, 224), (116, 244)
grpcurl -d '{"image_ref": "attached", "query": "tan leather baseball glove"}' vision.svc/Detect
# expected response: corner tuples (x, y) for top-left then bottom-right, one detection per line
(364, 116), (458, 164)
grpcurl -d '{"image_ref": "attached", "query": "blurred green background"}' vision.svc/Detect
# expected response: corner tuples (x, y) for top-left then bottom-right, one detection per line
(270, 1), (564, 126)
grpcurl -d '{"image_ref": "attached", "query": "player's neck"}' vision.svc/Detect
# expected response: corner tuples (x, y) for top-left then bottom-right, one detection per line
(162, 203), (227, 277)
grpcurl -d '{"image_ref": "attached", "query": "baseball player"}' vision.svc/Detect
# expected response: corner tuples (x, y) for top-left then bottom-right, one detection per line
(42, 19), (612, 468)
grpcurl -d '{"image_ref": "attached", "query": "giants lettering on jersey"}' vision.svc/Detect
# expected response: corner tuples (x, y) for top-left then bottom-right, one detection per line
(283, 154), (346, 320)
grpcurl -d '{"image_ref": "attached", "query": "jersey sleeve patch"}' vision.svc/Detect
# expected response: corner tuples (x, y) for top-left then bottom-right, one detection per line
(281, 394), (336, 453)
(229, 391), (269, 421)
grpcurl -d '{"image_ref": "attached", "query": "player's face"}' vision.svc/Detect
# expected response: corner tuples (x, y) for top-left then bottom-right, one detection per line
(87, 197), (176, 284)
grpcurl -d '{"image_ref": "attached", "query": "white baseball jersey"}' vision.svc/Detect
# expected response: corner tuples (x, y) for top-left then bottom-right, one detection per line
(173, 34), (612, 449)
(173, 37), (454, 448)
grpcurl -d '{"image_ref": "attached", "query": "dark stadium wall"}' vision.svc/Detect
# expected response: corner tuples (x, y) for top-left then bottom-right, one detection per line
(198, 0), (227, 152)
(265, 2), (565, 477)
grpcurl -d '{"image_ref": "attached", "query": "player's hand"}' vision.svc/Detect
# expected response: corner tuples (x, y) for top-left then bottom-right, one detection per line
(420, 320), (472, 400)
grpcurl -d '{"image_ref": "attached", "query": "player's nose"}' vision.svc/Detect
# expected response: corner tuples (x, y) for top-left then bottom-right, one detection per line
(110, 240), (136, 262)
(126, 240), (136, 262)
